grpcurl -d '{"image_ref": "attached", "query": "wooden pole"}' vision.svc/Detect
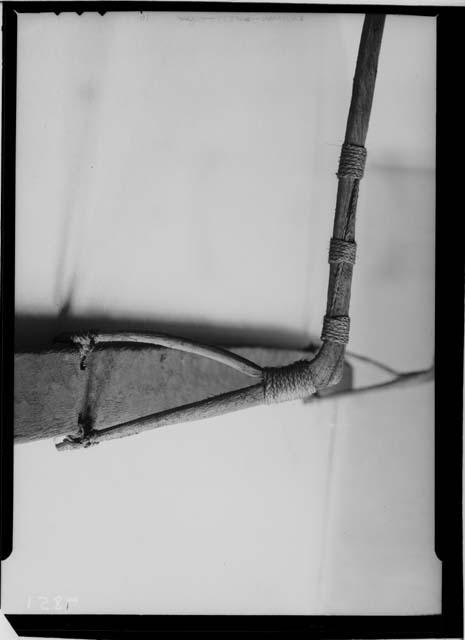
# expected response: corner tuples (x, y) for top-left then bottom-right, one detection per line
(309, 14), (386, 390)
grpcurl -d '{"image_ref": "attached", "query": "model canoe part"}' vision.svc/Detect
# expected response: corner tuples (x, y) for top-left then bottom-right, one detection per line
(15, 342), (351, 446)
(13, 14), (433, 451)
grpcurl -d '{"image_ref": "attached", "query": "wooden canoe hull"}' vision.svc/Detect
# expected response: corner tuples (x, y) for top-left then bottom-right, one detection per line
(14, 345), (352, 443)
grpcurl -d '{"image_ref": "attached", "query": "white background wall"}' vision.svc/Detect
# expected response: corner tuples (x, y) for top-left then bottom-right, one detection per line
(3, 11), (439, 614)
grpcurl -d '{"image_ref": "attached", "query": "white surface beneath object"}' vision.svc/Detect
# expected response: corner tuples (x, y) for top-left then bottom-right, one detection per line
(4, 11), (439, 615)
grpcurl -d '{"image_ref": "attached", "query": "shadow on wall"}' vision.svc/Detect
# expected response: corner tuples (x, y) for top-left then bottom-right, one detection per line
(15, 313), (319, 353)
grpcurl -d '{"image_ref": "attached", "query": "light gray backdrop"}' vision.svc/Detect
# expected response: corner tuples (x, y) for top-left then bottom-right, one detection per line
(4, 11), (438, 614)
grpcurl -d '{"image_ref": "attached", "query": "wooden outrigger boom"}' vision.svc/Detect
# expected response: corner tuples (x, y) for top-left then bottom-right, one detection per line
(14, 15), (402, 452)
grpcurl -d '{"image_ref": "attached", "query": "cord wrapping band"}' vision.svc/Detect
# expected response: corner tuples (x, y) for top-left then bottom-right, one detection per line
(337, 143), (367, 179)
(329, 238), (357, 265)
(321, 315), (351, 345)
(262, 361), (316, 403)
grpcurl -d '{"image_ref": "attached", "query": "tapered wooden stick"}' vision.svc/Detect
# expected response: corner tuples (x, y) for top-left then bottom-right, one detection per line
(310, 13), (386, 389)
(55, 384), (266, 451)
(55, 330), (263, 377)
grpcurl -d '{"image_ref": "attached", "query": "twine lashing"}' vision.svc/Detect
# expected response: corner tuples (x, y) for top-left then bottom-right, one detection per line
(262, 361), (316, 403)
(337, 143), (367, 179)
(321, 315), (350, 345)
(329, 238), (357, 265)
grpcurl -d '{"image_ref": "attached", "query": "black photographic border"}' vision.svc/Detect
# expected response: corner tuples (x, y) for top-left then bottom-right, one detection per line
(1, 2), (463, 637)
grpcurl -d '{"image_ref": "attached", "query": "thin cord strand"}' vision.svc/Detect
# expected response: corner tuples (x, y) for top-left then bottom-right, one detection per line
(345, 349), (402, 376)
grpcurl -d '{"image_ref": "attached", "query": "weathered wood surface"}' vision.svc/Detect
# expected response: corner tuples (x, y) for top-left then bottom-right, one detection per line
(14, 345), (352, 444)
(310, 14), (386, 388)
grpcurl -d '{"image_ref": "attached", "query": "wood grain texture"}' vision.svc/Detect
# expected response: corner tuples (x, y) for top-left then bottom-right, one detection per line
(316, 14), (386, 387)
(15, 345), (352, 445)
(329, 14), (385, 312)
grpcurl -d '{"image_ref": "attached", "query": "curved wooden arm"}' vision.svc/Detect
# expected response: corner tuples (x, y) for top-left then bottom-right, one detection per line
(51, 15), (387, 451)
